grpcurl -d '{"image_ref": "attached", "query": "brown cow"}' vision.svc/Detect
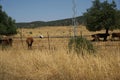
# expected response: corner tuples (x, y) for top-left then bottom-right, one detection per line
(1, 37), (13, 46)
(91, 33), (110, 41)
(111, 32), (120, 41)
(0, 37), (13, 50)
(26, 37), (34, 49)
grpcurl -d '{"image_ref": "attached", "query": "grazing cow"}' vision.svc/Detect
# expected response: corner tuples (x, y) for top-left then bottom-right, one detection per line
(0, 37), (13, 50)
(8, 38), (13, 46)
(1, 37), (13, 46)
(111, 32), (120, 41)
(26, 37), (34, 49)
(91, 33), (110, 41)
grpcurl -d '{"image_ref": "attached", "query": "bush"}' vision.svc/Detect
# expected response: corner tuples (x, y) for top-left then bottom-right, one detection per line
(68, 36), (96, 55)
(29, 31), (32, 34)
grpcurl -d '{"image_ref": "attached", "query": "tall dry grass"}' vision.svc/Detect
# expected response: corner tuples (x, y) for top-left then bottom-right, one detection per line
(0, 26), (120, 80)
(0, 47), (120, 80)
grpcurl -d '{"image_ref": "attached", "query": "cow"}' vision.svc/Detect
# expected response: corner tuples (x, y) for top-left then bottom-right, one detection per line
(0, 36), (13, 50)
(91, 33), (110, 41)
(0, 37), (13, 46)
(111, 32), (120, 41)
(8, 38), (13, 46)
(26, 37), (34, 49)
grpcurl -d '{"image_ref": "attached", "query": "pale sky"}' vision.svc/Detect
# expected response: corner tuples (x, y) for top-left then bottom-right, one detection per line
(1, 0), (120, 22)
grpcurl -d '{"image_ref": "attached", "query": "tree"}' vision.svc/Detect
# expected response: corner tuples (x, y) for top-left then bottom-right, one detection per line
(84, 0), (120, 41)
(0, 5), (17, 35)
(115, 10), (120, 29)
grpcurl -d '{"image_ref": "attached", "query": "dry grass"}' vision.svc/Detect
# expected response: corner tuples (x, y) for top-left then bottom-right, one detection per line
(0, 25), (120, 80)
(15, 25), (120, 37)
(0, 47), (120, 80)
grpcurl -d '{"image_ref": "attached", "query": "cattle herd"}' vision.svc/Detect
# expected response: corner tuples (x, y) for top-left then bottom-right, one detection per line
(0, 32), (120, 50)
(91, 32), (120, 41)
(0, 35), (44, 50)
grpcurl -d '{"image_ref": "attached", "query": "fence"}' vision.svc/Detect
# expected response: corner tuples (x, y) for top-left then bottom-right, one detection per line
(10, 35), (120, 51)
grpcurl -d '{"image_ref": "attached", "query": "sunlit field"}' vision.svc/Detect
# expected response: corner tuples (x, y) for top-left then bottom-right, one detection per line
(0, 25), (120, 80)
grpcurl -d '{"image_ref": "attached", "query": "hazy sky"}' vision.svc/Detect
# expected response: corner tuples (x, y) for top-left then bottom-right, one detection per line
(0, 0), (120, 22)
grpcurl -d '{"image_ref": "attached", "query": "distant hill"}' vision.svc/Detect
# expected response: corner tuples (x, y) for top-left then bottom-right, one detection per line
(16, 21), (46, 28)
(16, 16), (85, 28)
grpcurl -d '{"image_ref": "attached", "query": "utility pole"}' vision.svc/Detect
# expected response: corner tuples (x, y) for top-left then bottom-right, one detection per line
(72, 0), (78, 37)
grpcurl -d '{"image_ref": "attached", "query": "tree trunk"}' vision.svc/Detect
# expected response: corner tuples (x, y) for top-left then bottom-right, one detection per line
(104, 28), (109, 41)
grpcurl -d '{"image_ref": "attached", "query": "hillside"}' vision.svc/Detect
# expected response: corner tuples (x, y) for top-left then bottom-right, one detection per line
(16, 16), (85, 28)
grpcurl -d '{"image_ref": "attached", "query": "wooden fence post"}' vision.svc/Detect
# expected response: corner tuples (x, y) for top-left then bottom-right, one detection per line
(47, 32), (50, 50)
(20, 28), (24, 48)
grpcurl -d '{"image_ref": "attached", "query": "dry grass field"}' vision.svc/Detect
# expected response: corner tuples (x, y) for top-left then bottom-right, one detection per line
(0, 25), (120, 80)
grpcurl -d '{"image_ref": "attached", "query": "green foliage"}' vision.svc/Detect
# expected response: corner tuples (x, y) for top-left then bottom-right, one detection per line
(0, 23), (7, 34)
(115, 10), (120, 29)
(29, 31), (32, 34)
(84, 0), (120, 32)
(68, 36), (95, 54)
(0, 5), (17, 35)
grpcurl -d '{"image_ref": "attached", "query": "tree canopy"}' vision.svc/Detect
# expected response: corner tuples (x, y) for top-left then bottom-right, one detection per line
(84, 0), (120, 32)
(0, 5), (17, 35)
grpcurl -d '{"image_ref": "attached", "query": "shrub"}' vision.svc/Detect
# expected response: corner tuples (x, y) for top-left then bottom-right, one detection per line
(29, 31), (32, 34)
(68, 36), (96, 55)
